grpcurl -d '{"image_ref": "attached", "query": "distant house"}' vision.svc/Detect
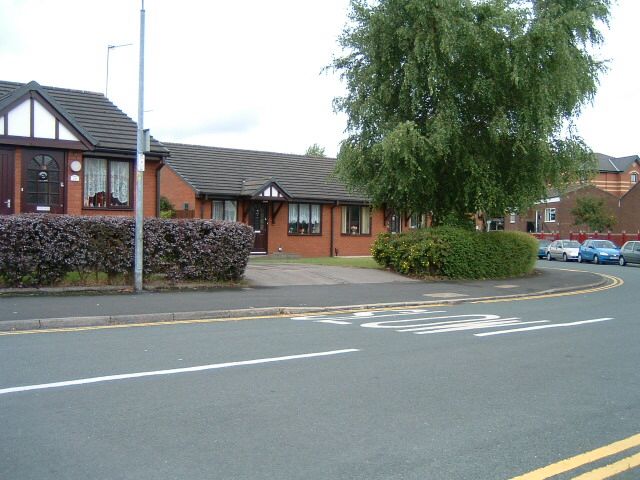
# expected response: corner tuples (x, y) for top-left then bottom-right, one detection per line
(160, 143), (409, 256)
(503, 153), (640, 237)
(0, 80), (168, 217)
(594, 153), (640, 196)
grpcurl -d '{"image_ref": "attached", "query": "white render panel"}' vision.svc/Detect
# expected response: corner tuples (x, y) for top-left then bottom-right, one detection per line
(0, 116), (4, 133)
(33, 100), (56, 138)
(58, 122), (79, 141)
(7, 99), (31, 137)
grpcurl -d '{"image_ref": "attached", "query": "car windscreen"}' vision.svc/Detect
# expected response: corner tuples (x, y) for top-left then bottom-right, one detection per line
(593, 241), (616, 249)
(565, 241), (581, 248)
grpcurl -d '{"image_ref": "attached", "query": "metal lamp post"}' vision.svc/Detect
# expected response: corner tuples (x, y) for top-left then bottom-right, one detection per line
(134, 1), (146, 292)
(105, 43), (133, 97)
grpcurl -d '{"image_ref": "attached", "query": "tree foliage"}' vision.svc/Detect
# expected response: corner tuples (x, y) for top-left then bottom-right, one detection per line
(332, 0), (609, 224)
(571, 196), (616, 231)
(305, 143), (327, 157)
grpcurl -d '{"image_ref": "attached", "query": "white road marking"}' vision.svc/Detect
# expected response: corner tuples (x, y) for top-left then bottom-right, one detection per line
(414, 320), (549, 335)
(399, 317), (522, 332)
(474, 318), (614, 337)
(362, 314), (502, 329)
(293, 310), (444, 322)
(0, 349), (361, 396)
(317, 320), (352, 325)
(353, 312), (374, 317)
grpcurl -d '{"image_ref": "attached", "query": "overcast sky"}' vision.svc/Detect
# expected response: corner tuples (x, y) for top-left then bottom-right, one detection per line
(1, 0), (637, 158)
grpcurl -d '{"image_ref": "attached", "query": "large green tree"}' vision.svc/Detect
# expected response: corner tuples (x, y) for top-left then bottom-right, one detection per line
(332, 0), (609, 224)
(571, 196), (616, 232)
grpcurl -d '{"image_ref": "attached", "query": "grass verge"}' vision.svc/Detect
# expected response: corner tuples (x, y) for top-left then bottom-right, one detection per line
(249, 256), (382, 269)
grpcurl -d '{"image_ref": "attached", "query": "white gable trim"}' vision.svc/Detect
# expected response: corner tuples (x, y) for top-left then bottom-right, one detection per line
(259, 184), (284, 198)
(2, 96), (80, 142)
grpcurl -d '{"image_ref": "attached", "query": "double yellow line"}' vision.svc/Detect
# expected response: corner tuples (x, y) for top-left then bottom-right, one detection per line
(476, 271), (623, 304)
(511, 432), (640, 479)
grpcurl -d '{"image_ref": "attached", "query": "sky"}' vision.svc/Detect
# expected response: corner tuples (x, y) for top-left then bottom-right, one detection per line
(0, 0), (637, 158)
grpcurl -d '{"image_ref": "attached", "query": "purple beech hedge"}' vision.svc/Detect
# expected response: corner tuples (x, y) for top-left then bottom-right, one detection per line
(0, 215), (254, 287)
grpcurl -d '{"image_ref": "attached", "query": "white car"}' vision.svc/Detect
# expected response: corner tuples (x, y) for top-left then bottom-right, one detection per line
(546, 239), (581, 261)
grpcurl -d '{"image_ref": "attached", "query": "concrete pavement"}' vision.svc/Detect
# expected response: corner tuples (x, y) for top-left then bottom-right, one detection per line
(0, 261), (610, 331)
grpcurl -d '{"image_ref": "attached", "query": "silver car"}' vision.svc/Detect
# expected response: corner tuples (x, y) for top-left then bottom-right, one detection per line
(546, 239), (581, 261)
(619, 241), (640, 266)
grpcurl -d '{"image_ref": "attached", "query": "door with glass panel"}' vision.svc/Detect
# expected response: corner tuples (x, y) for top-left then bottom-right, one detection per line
(249, 202), (268, 253)
(22, 150), (65, 214)
(0, 149), (14, 214)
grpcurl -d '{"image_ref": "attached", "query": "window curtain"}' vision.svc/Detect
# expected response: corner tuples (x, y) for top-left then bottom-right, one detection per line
(224, 200), (237, 221)
(212, 201), (224, 220)
(361, 206), (371, 234)
(288, 203), (298, 233)
(84, 158), (107, 207)
(311, 204), (321, 233)
(109, 161), (129, 206)
(299, 203), (310, 233)
(341, 206), (348, 234)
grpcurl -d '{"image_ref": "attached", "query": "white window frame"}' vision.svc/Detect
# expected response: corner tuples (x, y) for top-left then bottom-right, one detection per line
(631, 172), (638, 184)
(341, 205), (371, 235)
(212, 200), (237, 221)
(544, 208), (556, 223)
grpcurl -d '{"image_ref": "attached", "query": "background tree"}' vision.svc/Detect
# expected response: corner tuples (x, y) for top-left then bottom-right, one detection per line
(332, 0), (609, 224)
(305, 144), (326, 157)
(571, 196), (616, 232)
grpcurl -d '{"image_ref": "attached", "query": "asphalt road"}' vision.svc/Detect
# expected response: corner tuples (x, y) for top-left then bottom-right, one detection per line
(1, 261), (639, 479)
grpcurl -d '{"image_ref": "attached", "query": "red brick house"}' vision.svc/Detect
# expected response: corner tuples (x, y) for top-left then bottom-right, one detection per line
(594, 153), (640, 197)
(0, 80), (168, 217)
(160, 143), (410, 256)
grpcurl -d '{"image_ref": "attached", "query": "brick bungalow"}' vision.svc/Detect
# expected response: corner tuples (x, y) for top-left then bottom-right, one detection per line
(160, 143), (415, 256)
(0, 80), (168, 217)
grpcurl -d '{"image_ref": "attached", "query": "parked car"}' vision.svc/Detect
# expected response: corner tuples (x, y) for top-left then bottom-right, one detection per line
(578, 239), (620, 264)
(619, 240), (640, 266)
(546, 239), (581, 261)
(537, 239), (552, 259)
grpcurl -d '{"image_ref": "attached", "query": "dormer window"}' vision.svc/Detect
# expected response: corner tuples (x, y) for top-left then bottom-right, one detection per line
(631, 172), (638, 184)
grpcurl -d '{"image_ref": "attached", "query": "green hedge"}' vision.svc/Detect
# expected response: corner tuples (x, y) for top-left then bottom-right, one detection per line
(0, 215), (254, 287)
(372, 226), (538, 279)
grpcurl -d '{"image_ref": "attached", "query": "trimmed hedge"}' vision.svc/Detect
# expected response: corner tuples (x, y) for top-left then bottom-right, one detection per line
(372, 226), (538, 279)
(0, 215), (254, 287)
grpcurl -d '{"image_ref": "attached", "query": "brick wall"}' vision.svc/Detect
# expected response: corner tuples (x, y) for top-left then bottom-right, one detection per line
(232, 201), (386, 257)
(619, 184), (640, 234)
(159, 165), (197, 214)
(6, 147), (161, 217)
(505, 185), (625, 237)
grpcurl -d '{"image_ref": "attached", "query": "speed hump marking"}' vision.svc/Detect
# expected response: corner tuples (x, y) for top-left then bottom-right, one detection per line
(293, 309), (614, 336)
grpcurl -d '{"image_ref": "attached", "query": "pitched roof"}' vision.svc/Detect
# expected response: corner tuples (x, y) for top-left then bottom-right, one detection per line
(0, 80), (168, 155)
(595, 153), (640, 173)
(163, 142), (368, 203)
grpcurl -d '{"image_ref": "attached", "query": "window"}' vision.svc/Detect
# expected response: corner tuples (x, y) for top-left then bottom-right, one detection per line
(26, 154), (61, 206)
(544, 208), (556, 222)
(212, 200), (237, 221)
(84, 158), (130, 208)
(509, 213), (516, 224)
(341, 205), (371, 235)
(288, 203), (321, 234)
(409, 213), (426, 229)
(631, 172), (638, 184)
(388, 210), (402, 233)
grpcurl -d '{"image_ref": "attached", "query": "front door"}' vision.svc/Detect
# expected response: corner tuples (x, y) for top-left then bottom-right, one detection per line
(22, 150), (65, 214)
(0, 149), (14, 215)
(249, 202), (268, 253)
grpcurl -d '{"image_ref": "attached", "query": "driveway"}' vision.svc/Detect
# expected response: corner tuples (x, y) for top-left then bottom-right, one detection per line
(244, 263), (417, 287)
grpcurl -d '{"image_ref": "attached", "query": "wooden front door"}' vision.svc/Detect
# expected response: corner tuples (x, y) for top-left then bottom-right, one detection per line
(22, 150), (65, 214)
(0, 149), (14, 215)
(249, 202), (268, 253)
